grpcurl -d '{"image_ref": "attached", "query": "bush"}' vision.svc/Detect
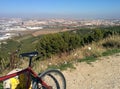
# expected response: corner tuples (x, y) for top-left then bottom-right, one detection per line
(36, 33), (67, 58)
(36, 27), (120, 59)
(102, 41), (120, 48)
(92, 29), (103, 41)
(102, 36), (120, 48)
(62, 32), (82, 51)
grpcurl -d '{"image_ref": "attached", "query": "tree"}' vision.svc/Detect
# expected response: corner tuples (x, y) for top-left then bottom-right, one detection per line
(93, 29), (103, 41)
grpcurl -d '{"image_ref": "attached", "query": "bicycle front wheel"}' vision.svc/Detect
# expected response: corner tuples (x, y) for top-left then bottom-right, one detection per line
(32, 69), (66, 89)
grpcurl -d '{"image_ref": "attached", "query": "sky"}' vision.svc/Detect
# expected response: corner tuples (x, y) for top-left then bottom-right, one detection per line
(0, 0), (120, 19)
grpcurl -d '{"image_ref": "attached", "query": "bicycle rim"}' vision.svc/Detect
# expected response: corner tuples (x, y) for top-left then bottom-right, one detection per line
(32, 69), (66, 89)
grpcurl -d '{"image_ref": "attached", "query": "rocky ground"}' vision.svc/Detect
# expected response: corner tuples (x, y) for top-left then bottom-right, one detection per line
(63, 53), (120, 89)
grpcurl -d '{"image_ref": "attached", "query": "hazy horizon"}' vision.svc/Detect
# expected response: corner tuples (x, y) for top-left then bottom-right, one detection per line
(0, 0), (120, 19)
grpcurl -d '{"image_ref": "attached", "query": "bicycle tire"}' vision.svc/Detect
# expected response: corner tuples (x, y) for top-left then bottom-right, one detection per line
(32, 69), (66, 89)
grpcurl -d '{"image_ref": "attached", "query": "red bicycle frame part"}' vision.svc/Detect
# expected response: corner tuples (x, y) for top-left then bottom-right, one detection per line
(0, 68), (28, 81)
(28, 67), (52, 89)
(0, 67), (52, 89)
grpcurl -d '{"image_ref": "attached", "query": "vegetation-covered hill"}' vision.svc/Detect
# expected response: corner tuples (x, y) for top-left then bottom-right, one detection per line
(0, 26), (120, 73)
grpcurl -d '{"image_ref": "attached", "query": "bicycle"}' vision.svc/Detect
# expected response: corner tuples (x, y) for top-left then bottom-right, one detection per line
(0, 51), (66, 89)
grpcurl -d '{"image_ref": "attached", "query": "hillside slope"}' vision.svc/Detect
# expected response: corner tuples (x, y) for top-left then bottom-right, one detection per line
(63, 53), (120, 89)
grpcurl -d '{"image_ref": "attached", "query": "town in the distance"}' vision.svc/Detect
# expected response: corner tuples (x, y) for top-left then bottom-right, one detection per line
(0, 18), (120, 41)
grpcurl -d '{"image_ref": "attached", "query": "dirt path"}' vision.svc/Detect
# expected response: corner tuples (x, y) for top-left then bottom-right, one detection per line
(63, 53), (120, 89)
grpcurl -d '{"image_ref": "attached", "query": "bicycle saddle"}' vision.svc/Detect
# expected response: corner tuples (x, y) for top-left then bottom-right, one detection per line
(20, 51), (38, 58)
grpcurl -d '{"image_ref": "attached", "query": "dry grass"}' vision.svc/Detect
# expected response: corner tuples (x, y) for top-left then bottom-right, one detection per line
(32, 45), (105, 73)
(32, 35), (120, 73)
(101, 35), (120, 44)
(1, 35), (120, 75)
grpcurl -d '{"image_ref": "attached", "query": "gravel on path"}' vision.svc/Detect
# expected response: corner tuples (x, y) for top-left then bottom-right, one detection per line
(63, 53), (120, 89)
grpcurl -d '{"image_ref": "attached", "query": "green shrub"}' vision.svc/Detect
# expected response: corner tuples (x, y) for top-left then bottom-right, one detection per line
(36, 27), (120, 60)
(36, 32), (82, 59)
(36, 33), (68, 58)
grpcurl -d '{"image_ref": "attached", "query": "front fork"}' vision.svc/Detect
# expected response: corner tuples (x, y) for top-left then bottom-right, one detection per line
(37, 80), (52, 89)
(32, 77), (52, 89)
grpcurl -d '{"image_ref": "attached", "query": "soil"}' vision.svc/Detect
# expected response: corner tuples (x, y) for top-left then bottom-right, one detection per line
(63, 53), (120, 89)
